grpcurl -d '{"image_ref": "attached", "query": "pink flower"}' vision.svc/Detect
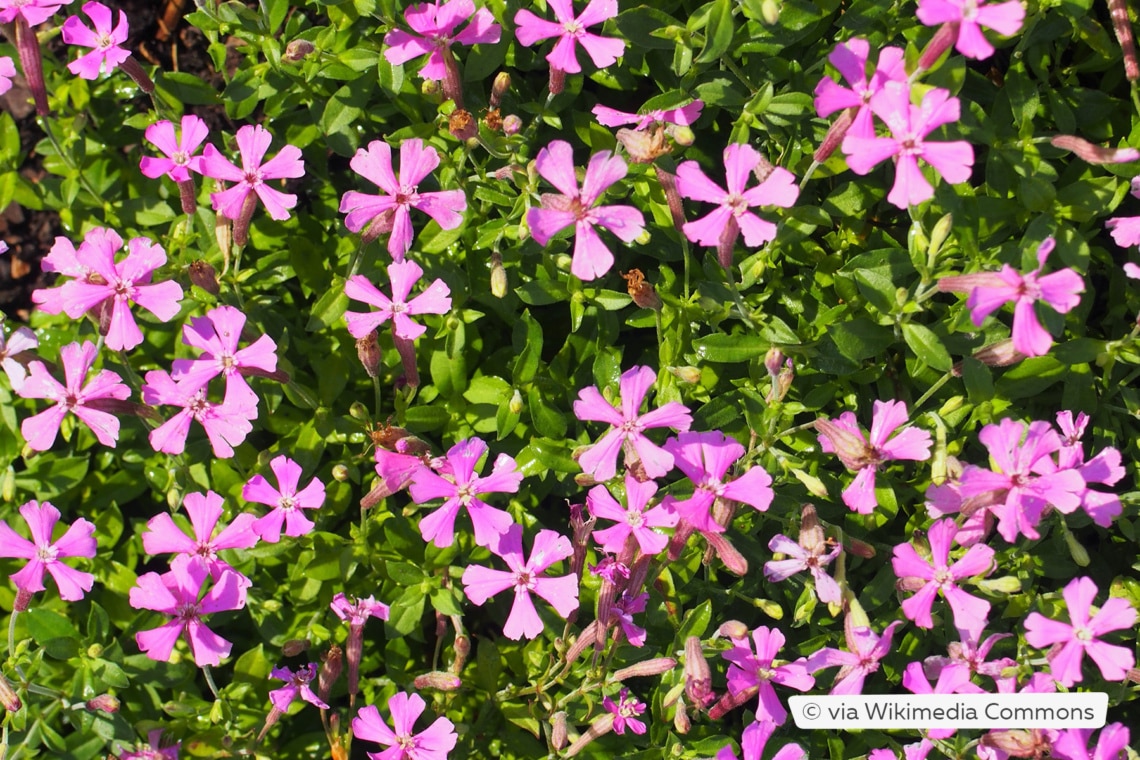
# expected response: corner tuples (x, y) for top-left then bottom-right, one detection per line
(345, 260), (452, 341)
(130, 554), (247, 667)
(0, 0), (74, 115)
(352, 691), (458, 760)
(1107, 216), (1140, 248)
(805, 619), (903, 695)
(526, 140), (645, 281)
(170, 305), (279, 408)
(513, 0), (625, 75)
(61, 2), (129, 79)
(603, 688), (647, 735)
(1023, 576), (1137, 687)
(200, 124), (305, 226)
(610, 591), (648, 646)
(587, 473), (678, 555)
(141, 490), (258, 587)
(0, 324), (37, 392)
(842, 82), (974, 208)
(916, 0), (1025, 60)
(814, 39), (906, 138)
(0, 500), (95, 606)
(662, 431), (774, 532)
(142, 370), (257, 458)
(383, 0), (500, 79)
(1053, 724), (1131, 760)
(891, 517), (995, 630)
(722, 625), (814, 725)
(675, 143), (798, 268)
(938, 237), (1085, 357)
(243, 455), (326, 543)
(764, 506), (842, 605)
(408, 437), (520, 548)
(901, 661), (984, 739)
(460, 525), (578, 640)
(716, 720), (805, 760)
(1051, 411), (1124, 527)
(573, 365), (692, 482)
(339, 138), (466, 260)
(0, 56), (15, 95)
(815, 400), (932, 514)
(121, 730), (180, 760)
(331, 593), (390, 698)
(0, 0), (72, 26)
(140, 115), (209, 183)
(923, 625), (1016, 691)
(19, 340), (130, 451)
(269, 663), (329, 711)
(592, 99), (704, 130)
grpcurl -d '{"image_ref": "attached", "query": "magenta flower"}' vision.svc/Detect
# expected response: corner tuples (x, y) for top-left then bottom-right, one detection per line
(573, 365), (692, 482)
(662, 431), (774, 532)
(130, 554), (246, 667)
(0, 57), (15, 96)
(170, 305), (279, 408)
(140, 115), (209, 183)
(141, 490), (258, 586)
(331, 592), (390, 698)
(19, 340), (130, 451)
(0, 0), (75, 115)
(339, 138), (467, 260)
(0, 324), (37, 392)
(243, 455), (326, 543)
(143, 370), (258, 458)
(345, 260), (452, 341)
(0, 500), (95, 608)
(610, 591), (648, 646)
(722, 625), (814, 725)
(121, 730), (180, 760)
(842, 82), (974, 208)
(383, 0), (501, 79)
(675, 143), (799, 269)
(901, 660), (984, 740)
(0, 0), (74, 26)
(814, 40), (906, 139)
(1024, 576), (1137, 687)
(514, 0), (625, 75)
(587, 473), (677, 555)
(592, 99), (704, 130)
(916, 0), (1025, 60)
(716, 720), (805, 760)
(61, 2), (129, 79)
(815, 400), (932, 514)
(923, 625), (1016, 691)
(1053, 724), (1130, 760)
(408, 437), (520, 548)
(938, 238), (1084, 357)
(805, 619), (903, 695)
(1107, 216), (1140, 248)
(603, 688), (647, 735)
(526, 140), (645, 281)
(1051, 411), (1124, 527)
(353, 692), (458, 760)
(891, 518), (995, 631)
(461, 525), (578, 640)
(269, 663), (329, 711)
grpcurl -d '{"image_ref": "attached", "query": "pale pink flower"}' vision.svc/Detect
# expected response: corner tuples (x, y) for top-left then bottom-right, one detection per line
(1053, 724), (1131, 760)
(142, 370), (257, 458)
(922, 624), (1016, 691)
(339, 138), (466, 259)
(200, 124), (305, 223)
(130, 554), (246, 667)
(0, 500), (95, 606)
(891, 517), (995, 630)
(269, 663), (329, 711)
(603, 688), (646, 735)
(764, 533), (842, 605)
(513, 0), (625, 75)
(916, 0), (1025, 60)
(331, 593), (390, 698)
(0, 324), (37, 392)
(170, 305), (279, 408)
(662, 431), (773, 532)
(675, 143), (798, 268)
(383, 0), (500, 79)
(815, 400), (932, 514)
(61, 2), (129, 79)
(19, 340), (130, 451)
(842, 82), (974, 208)
(0, 57), (15, 96)
(592, 99), (703, 130)
(722, 625), (814, 725)
(461, 525), (578, 640)
(353, 692), (458, 760)
(345, 260), (452, 341)
(716, 719), (805, 760)
(573, 365), (692, 482)
(141, 490), (258, 587)
(526, 140), (645, 281)
(140, 115), (209, 183)
(1024, 576), (1137, 687)
(587, 473), (677, 555)
(814, 40), (906, 138)
(805, 619), (903, 695)
(243, 455), (326, 543)
(1108, 217), (1140, 248)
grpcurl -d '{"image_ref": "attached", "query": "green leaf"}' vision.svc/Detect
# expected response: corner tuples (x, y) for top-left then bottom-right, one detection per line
(306, 276), (349, 331)
(156, 71), (220, 105)
(693, 333), (769, 363)
(387, 585), (427, 637)
(830, 318), (895, 364)
(25, 608), (80, 641)
(512, 310), (543, 386)
(695, 0), (736, 64)
(901, 323), (952, 371)
(527, 385), (567, 440)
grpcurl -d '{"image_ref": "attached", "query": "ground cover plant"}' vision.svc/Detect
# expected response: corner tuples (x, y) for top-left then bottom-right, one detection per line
(0, 0), (1138, 758)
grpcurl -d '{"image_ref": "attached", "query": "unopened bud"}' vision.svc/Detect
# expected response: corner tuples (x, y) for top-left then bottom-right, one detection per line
(980, 730), (1050, 758)
(356, 332), (382, 378)
(490, 261), (508, 298)
(760, 0), (780, 24)
(564, 713), (614, 757)
(551, 710), (568, 750)
(85, 694), (120, 713)
(282, 639), (311, 657)
(349, 402), (369, 420)
(916, 22), (958, 72)
(655, 166), (687, 234)
(502, 114), (522, 135)
(976, 576), (1022, 594)
(548, 67), (566, 96)
(318, 646), (343, 704)
(1127, 667), (1140, 683)
(188, 260), (219, 295)
(413, 671), (462, 691)
(668, 366), (701, 384)
(814, 106), (855, 163)
(764, 347), (785, 378)
(717, 620), (749, 640)
(621, 269), (661, 310)
(1051, 135), (1140, 164)
(673, 696), (691, 733)
(844, 536), (876, 559)
(491, 72), (512, 108)
(703, 531), (748, 575)
(928, 213), (953, 261)
(0, 674), (20, 712)
(573, 472), (599, 488)
(421, 79), (442, 102)
(708, 685), (755, 720)
(613, 657), (676, 681)
(452, 635), (470, 674)
(972, 339), (1026, 368)
(284, 39), (316, 62)
(683, 637), (714, 708)
(448, 109), (478, 141)
(669, 124), (695, 146)
(332, 464), (350, 482)
(1063, 528), (1090, 567)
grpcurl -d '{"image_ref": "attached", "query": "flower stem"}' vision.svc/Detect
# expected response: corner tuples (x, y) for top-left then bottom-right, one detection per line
(912, 370), (953, 411)
(202, 665), (221, 699)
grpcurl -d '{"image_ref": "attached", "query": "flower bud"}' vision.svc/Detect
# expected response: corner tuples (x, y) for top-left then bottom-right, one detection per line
(669, 124), (695, 146)
(421, 79), (442, 102)
(332, 464), (350, 482)
(548, 67), (566, 96)
(972, 339), (1026, 368)
(491, 72), (512, 108)
(928, 213), (953, 261)
(814, 106), (855, 163)
(551, 710), (569, 750)
(0, 673), (20, 712)
(673, 696), (691, 733)
(1050, 135), (1140, 164)
(916, 22), (958, 72)
(318, 645), (343, 704)
(683, 637), (714, 708)
(449, 109), (478, 141)
(564, 713), (614, 757)
(764, 347), (785, 379)
(702, 531), (748, 576)
(502, 114), (522, 135)
(282, 639), (311, 657)
(452, 634), (470, 674)
(284, 39), (316, 62)
(508, 389), (524, 414)
(668, 366), (701, 384)
(1110, 0), (1140, 79)
(844, 536), (876, 559)
(613, 657), (676, 681)
(717, 620), (750, 640)
(654, 166), (687, 234)
(490, 261), (508, 298)
(708, 685), (756, 720)
(621, 269), (661, 310)
(356, 332), (382, 378)
(413, 671), (462, 691)
(188, 260), (220, 295)
(760, 0), (780, 24)
(85, 694), (120, 713)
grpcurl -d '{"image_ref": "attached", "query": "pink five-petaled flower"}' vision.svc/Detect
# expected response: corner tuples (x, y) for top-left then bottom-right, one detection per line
(662, 431), (774, 533)
(0, 324), (37, 392)
(141, 490), (258, 587)
(514, 0), (625, 75)
(675, 143), (799, 269)
(353, 691), (458, 760)
(242, 455), (326, 543)
(891, 517), (995, 631)
(923, 624), (1017, 691)
(339, 138), (467, 260)
(269, 663), (329, 711)
(573, 365), (692, 482)
(842, 82), (974, 209)
(915, 0), (1025, 60)
(0, 56), (14, 96)
(1052, 411), (1125, 527)
(722, 625), (814, 725)
(0, 0), (75, 115)
(592, 99), (704, 131)
(1053, 724), (1131, 760)
(587, 472), (678, 555)
(461, 525), (579, 640)
(120, 729), (180, 760)
(19, 340), (130, 451)
(170, 305), (279, 409)
(603, 688), (647, 735)
(901, 659), (984, 740)
(143, 370), (257, 458)
(1023, 576), (1138, 687)
(408, 437), (521, 548)
(0, 500), (95, 609)
(331, 593), (390, 699)
(61, 2), (128, 79)
(764, 505), (842, 605)
(814, 40), (906, 139)
(141, 115), (209, 183)
(716, 719), (806, 760)
(815, 399), (932, 514)
(526, 140), (645, 281)
(938, 237), (1085, 357)
(130, 553), (246, 667)
(805, 619), (903, 695)
(383, 0), (500, 88)
(345, 259), (452, 341)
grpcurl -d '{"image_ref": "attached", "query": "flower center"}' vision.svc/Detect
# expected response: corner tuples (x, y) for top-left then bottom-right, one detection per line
(195, 542), (216, 560)
(933, 568), (954, 586)
(395, 186), (418, 206)
(1074, 626), (1093, 642)
(278, 496), (296, 512)
(515, 570), (535, 591)
(619, 701), (639, 718)
(390, 302), (407, 313)
(189, 393), (210, 417)
(455, 482), (474, 505)
(724, 192), (748, 214)
(175, 603), (199, 622)
(63, 392), (80, 409)
(97, 33), (114, 51)
(625, 509), (645, 528)
(172, 150), (189, 165)
(243, 170), (262, 186)
(562, 20), (585, 38)
(755, 665), (775, 681)
(396, 734), (416, 750)
(698, 479), (726, 497)
(36, 545), (58, 562)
